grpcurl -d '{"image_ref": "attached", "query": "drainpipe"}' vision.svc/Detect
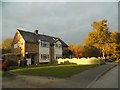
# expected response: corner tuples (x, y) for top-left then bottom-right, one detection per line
(38, 40), (41, 64)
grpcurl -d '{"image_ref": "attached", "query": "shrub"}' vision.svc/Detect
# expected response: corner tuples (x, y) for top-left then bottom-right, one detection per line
(8, 60), (18, 66)
(64, 61), (70, 64)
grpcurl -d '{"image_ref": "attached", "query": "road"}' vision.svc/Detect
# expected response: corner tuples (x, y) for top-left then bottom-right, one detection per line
(90, 65), (118, 88)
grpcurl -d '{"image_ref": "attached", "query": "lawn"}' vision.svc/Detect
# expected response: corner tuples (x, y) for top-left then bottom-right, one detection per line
(9, 64), (98, 78)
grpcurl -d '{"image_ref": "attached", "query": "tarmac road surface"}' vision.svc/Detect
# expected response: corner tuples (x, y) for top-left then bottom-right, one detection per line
(90, 65), (118, 88)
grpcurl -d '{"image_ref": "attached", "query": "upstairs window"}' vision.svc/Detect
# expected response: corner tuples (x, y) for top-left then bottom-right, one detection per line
(20, 42), (23, 46)
(55, 43), (62, 48)
(41, 41), (49, 47)
(14, 44), (17, 48)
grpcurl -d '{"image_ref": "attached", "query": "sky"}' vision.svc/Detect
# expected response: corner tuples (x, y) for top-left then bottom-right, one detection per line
(1, 1), (119, 45)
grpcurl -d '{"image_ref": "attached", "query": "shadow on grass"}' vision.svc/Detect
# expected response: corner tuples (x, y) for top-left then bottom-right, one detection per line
(2, 71), (17, 78)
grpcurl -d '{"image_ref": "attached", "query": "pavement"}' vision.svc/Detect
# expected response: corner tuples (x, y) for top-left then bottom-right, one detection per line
(2, 62), (118, 88)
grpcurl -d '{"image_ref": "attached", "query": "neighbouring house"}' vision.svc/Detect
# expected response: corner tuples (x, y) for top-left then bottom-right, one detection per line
(5, 29), (69, 66)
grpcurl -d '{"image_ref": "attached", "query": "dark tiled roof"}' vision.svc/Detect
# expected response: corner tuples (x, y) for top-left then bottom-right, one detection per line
(18, 29), (68, 47)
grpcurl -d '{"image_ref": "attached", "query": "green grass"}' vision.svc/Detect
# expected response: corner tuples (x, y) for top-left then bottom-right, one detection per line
(8, 64), (52, 70)
(10, 64), (98, 78)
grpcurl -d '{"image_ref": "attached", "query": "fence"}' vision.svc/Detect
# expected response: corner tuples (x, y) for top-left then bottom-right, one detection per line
(57, 57), (105, 65)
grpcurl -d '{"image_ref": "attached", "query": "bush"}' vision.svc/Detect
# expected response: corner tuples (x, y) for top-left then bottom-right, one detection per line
(8, 60), (18, 66)
(110, 56), (116, 61)
(64, 61), (70, 64)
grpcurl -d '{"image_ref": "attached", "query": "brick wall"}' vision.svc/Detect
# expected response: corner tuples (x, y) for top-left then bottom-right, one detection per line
(25, 43), (39, 64)
(25, 43), (39, 53)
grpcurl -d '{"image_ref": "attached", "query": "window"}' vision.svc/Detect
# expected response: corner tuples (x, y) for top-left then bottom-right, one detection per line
(41, 41), (49, 47)
(21, 42), (23, 46)
(41, 54), (49, 60)
(55, 43), (61, 48)
(14, 44), (17, 48)
(26, 54), (31, 58)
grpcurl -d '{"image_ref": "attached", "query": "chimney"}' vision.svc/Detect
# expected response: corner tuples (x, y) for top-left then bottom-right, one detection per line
(34, 30), (39, 35)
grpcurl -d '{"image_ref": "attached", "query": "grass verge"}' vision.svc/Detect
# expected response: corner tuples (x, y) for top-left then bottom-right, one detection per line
(10, 64), (99, 78)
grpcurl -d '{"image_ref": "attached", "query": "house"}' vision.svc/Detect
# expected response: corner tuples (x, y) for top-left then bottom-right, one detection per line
(9, 29), (68, 66)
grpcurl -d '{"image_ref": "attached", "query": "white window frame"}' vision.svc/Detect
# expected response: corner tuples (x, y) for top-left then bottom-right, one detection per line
(14, 44), (17, 48)
(41, 54), (50, 60)
(41, 41), (49, 47)
(55, 43), (62, 48)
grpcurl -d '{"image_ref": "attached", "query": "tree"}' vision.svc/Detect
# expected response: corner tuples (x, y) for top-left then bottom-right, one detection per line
(84, 45), (101, 58)
(84, 19), (120, 60)
(92, 19), (108, 32)
(62, 48), (73, 58)
(108, 32), (120, 60)
(1, 37), (13, 54)
(84, 19), (110, 58)
(68, 44), (85, 58)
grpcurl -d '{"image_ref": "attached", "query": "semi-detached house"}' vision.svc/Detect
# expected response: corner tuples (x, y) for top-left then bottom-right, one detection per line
(10, 29), (68, 65)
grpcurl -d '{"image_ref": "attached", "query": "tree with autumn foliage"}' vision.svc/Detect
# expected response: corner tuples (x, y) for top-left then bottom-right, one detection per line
(84, 19), (111, 58)
(0, 37), (13, 54)
(68, 44), (101, 58)
(68, 19), (119, 60)
(107, 32), (120, 60)
(83, 45), (101, 57)
(84, 19), (120, 60)
(68, 45), (85, 58)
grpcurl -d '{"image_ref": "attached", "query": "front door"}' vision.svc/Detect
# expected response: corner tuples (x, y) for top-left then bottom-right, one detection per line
(26, 54), (31, 66)
(26, 54), (35, 65)
(31, 55), (34, 65)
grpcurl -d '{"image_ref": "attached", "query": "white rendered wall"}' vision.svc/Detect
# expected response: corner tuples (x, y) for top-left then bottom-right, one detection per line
(54, 41), (62, 59)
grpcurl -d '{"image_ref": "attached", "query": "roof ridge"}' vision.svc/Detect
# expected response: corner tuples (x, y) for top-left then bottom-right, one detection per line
(40, 33), (58, 39)
(17, 29), (34, 34)
(17, 29), (59, 38)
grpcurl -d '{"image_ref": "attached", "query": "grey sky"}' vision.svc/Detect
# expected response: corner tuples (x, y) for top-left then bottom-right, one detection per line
(2, 2), (118, 44)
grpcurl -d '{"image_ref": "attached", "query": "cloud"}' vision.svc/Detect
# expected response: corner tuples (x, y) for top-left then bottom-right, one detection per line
(2, 2), (118, 44)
